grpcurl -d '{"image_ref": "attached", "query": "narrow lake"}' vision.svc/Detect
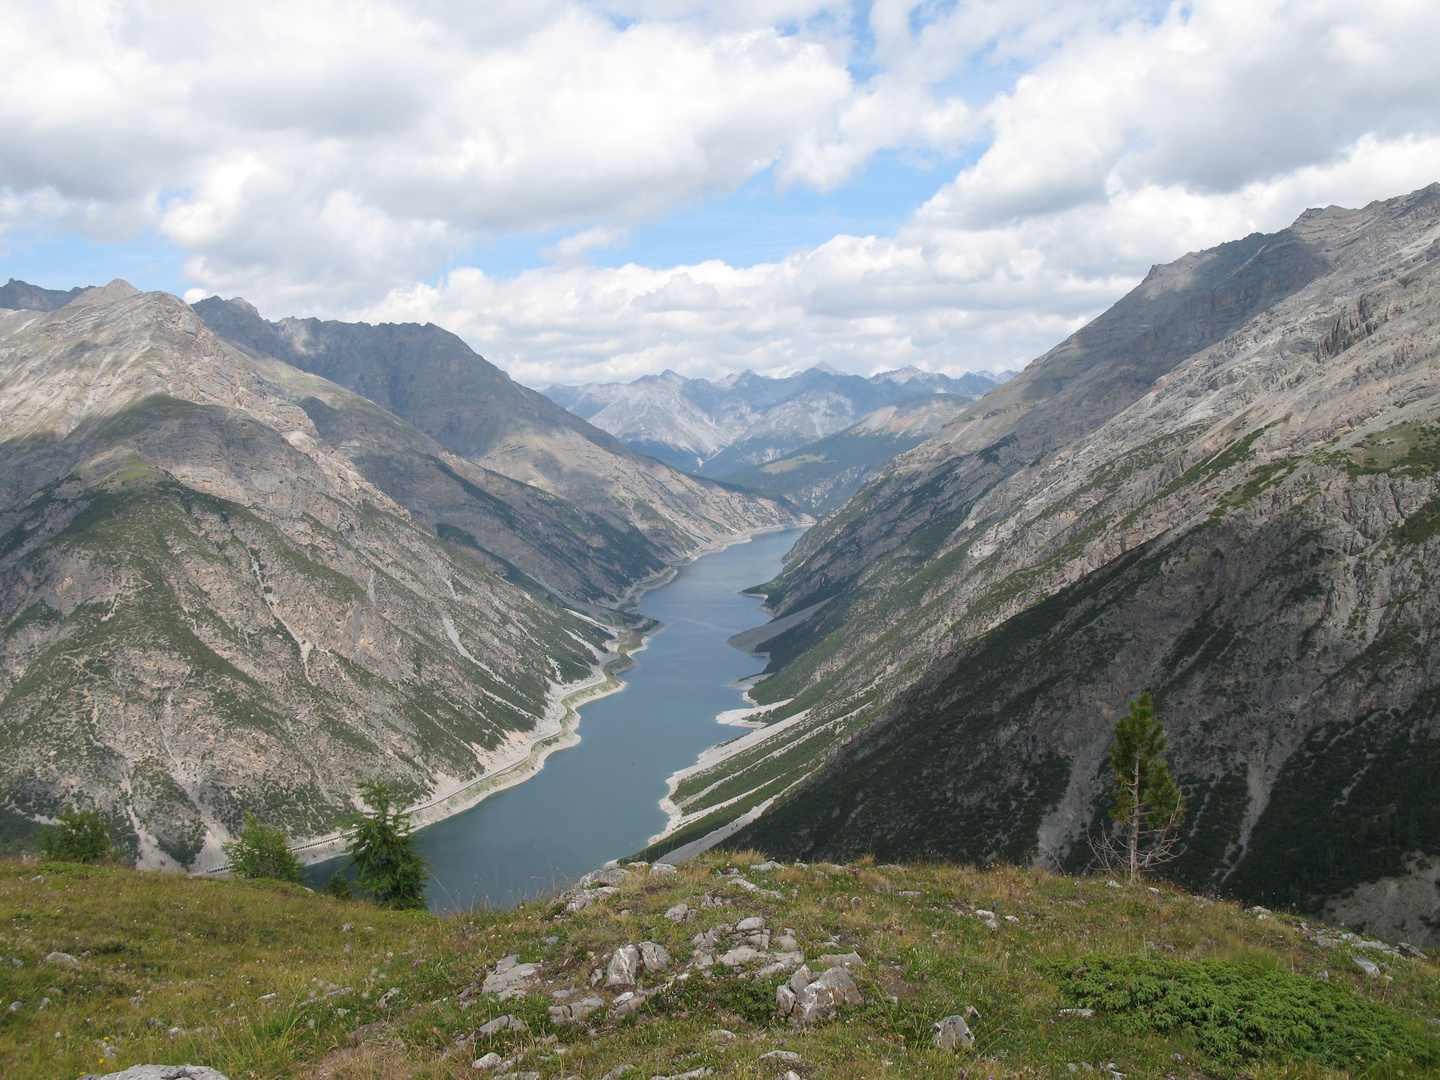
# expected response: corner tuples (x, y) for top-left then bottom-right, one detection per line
(314, 527), (803, 912)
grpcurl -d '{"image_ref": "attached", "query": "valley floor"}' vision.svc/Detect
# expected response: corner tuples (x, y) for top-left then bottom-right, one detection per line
(1, 855), (1436, 1080)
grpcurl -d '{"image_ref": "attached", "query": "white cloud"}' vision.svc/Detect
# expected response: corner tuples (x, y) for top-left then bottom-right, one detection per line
(4, 1), (1440, 385)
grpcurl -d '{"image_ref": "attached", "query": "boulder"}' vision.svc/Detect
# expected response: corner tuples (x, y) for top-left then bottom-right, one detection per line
(663, 903), (691, 922)
(95, 1070), (229, 1080)
(548, 996), (604, 1024)
(471, 1052), (503, 1071)
(476, 1014), (529, 1036)
(815, 951), (863, 969)
(609, 990), (647, 1019)
(650, 863), (679, 877)
(735, 916), (766, 932)
(934, 1014), (976, 1051)
(1352, 955), (1381, 978)
(481, 957), (540, 999)
(45, 951), (79, 965)
(606, 945), (640, 987)
(638, 941), (671, 973)
(776, 963), (863, 1025)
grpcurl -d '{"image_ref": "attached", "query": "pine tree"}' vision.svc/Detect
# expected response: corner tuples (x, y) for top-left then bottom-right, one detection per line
(344, 782), (429, 910)
(1095, 692), (1186, 882)
(222, 813), (303, 883)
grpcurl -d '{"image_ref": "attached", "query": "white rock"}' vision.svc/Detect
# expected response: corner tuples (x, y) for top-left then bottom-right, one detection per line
(471, 1053), (503, 1071)
(717, 945), (764, 968)
(650, 863), (678, 877)
(638, 941), (671, 973)
(548, 996), (604, 1024)
(815, 952), (863, 969)
(476, 1014), (528, 1036)
(1352, 955), (1381, 978)
(44, 952), (79, 965)
(735, 916), (766, 932)
(610, 990), (647, 1019)
(786, 965), (863, 1025)
(663, 904), (691, 922)
(973, 910), (995, 919)
(607, 945), (640, 987)
(95, 1069), (229, 1080)
(482, 960), (540, 998)
(933, 1014), (975, 1051)
(750, 861), (781, 872)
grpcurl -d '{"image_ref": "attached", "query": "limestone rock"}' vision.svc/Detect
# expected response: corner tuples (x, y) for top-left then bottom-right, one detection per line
(606, 946), (640, 987)
(476, 1014), (528, 1036)
(95, 1068), (228, 1080)
(934, 1014), (976, 1051)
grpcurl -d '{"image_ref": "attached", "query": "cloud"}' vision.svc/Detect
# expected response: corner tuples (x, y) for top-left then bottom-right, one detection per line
(4, 1), (1440, 385)
(357, 129), (1440, 386)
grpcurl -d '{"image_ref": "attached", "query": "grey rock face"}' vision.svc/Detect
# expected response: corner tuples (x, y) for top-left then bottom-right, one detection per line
(695, 185), (1440, 940)
(0, 287), (615, 868)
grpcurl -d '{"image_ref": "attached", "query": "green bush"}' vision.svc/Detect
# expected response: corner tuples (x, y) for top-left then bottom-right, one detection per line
(1048, 954), (1438, 1072)
(222, 814), (303, 883)
(40, 808), (112, 863)
(323, 871), (353, 899)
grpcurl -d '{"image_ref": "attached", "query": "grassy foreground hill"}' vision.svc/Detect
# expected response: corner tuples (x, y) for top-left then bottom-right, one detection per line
(1, 856), (1437, 1080)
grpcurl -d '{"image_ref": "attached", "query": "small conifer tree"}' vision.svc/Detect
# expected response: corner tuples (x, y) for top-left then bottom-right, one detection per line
(343, 782), (429, 910)
(40, 807), (112, 863)
(223, 813), (303, 883)
(1092, 692), (1187, 882)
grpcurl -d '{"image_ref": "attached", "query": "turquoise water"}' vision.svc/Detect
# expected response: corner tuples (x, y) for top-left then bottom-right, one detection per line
(309, 528), (803, 912)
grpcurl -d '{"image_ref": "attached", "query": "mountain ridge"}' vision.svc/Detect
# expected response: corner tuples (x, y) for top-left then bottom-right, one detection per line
(644, 184), (1440, 944)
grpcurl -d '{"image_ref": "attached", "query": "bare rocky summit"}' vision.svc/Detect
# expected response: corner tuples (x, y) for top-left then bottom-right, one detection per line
(649, 184), (1440, 943)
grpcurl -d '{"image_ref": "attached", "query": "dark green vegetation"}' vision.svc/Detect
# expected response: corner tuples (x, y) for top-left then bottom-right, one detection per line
(1100, 693), (1186, 882)
(39, 809), (113, 864)
(222, 815), (303, 884)
(342, 782), (430, 910)
(2, 855), (1435, 1080)
(1051, 955), (1438, 1072)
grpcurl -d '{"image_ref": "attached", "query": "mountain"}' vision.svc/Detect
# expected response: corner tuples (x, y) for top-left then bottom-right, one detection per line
(191, 298), (805, 577)
(720, 393), (974, 513)
(0, 281), (798, 872)
(0, 278), (91, 312)
(648, 184), (1440, 943)
(543, 365), (1007, 475)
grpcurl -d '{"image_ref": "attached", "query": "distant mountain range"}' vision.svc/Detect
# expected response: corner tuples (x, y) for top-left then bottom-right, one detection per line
(543, 365), (1012, 476)
(648, 184), (1440, 946)
(0, 282), (800, 869)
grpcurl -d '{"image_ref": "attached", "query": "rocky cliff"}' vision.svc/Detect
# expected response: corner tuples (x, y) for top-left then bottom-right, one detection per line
(652, 185), (1440, 944)
(0, 284), (665, 869)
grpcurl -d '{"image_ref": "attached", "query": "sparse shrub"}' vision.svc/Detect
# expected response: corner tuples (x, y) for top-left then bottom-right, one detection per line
(222, 813), (303, 883)
(1049, 954), (1439, 1071)
(324, 871), (353, 899)
(343, 781), (429, 910)
(40, 807), (112, 863)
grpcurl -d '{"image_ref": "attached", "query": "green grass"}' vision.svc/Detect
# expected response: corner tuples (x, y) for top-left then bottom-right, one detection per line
(2, 855), (1437, 1080)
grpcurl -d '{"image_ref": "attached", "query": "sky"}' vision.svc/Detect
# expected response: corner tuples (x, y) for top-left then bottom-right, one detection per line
(3, 1), (1440, 387)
